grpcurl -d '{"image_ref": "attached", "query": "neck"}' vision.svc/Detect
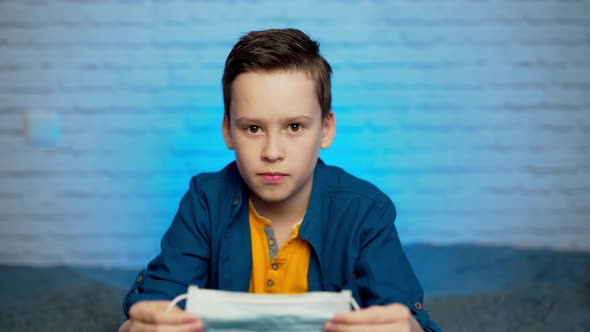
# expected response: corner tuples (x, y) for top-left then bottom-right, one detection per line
(250, 181), (312, 225)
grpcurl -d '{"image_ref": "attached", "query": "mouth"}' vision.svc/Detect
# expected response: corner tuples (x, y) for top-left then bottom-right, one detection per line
(259, 173), (288, 184)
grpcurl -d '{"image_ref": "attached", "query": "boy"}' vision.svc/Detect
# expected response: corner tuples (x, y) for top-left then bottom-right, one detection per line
(119, 28), (441, 332)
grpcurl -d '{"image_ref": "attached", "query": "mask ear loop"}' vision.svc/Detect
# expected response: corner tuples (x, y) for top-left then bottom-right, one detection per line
(167, 293), (188, 312)
(350, 296), (361, 311)
(168, 290), (360, 312)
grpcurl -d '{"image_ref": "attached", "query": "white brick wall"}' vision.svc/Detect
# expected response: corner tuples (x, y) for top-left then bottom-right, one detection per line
(0, 0), (589, 267)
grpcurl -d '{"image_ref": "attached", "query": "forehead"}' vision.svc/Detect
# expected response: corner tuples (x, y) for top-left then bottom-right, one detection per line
(230, 70), (320, 119)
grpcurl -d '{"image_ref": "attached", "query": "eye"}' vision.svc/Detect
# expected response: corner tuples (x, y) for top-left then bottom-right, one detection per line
(247, 125), (260, 134)
(289, 123), (302, 132)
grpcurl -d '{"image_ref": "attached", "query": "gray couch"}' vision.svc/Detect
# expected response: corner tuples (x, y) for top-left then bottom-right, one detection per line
(2, 245), (588, 332)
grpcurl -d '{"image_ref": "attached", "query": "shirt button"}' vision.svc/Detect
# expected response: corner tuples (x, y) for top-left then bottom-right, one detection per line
(232, 199), (239, 206)
(267, 279), (274, 287)
(268, 239), (275, 246)
(414, 301), (423, 310)
(271, 263), (279, 270)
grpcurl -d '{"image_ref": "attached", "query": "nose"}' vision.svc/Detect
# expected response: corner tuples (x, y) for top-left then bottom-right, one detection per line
(261, 132), (284, 162)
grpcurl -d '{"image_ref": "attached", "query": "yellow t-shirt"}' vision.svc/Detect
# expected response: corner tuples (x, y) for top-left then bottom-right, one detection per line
(248, 200), (311, 294)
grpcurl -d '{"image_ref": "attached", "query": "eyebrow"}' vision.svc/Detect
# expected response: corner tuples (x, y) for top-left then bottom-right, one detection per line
(234, 115), (313, 126)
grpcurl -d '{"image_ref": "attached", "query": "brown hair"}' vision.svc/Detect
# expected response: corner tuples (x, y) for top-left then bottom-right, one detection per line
(222, 28), (332, 120)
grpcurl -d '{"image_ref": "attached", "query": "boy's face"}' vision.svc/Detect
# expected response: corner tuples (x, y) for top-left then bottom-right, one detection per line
(222, 70), (335, 209)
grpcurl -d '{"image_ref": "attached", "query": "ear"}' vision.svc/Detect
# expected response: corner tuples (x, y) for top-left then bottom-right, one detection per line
(222, 115), (234, 150)
(320, 110), (336, 149)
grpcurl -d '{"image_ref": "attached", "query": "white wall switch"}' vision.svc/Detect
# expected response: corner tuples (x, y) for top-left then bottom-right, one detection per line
(23, 110), (61, 145)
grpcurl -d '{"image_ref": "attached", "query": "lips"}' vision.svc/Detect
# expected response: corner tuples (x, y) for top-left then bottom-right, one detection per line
(260, 173), (287, 184)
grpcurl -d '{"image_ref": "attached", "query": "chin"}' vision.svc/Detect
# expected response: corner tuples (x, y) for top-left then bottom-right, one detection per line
(252, 188), (292, 203)
(257, 192), (290, 203)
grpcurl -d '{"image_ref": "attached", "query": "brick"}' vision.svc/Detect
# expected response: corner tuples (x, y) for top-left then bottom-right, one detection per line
(1, 0), (589, 266)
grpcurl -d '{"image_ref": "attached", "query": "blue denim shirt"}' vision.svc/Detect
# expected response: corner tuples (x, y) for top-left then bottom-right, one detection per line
(123, 159), (441, 331)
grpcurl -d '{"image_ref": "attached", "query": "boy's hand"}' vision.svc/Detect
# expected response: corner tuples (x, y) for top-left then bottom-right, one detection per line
(118, 301), (203, 332)
(324, 303), (424, 332)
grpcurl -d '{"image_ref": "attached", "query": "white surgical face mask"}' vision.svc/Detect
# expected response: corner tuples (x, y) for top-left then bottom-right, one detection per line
(168, 286), (360, 331)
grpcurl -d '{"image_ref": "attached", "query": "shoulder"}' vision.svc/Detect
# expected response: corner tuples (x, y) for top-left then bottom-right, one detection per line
(310, 161), (398, 243)
(315, 160), (393, 211)
(186, 161), (242, 201)
(175, 162), (243, 227)
(190, 161), (241, 186)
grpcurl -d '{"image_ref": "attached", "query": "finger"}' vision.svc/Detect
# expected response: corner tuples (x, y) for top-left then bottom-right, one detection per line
(128, 320), (204, 332)
(331, 304), (411, 325)
(325, 320), (411, 332)
(129, 301), (198, 325)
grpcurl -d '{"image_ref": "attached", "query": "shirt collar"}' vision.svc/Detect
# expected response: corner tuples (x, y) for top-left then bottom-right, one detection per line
(228, 158), (327, 255)
(297, 159), (326, 255)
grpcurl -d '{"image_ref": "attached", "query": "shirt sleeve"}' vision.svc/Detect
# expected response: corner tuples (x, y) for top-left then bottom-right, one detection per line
(122, 176), (211, 318)
(354, 199), (442, 332)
